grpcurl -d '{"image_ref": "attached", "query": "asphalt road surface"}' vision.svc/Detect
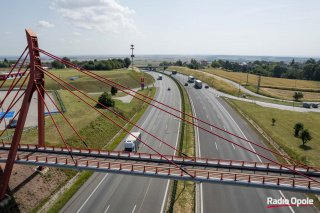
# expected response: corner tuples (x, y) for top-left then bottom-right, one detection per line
(168, 71), (317, 213)
(61, 72), (181, 213)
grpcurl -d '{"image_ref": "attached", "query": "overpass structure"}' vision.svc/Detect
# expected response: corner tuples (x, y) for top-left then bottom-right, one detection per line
(136, 65), (172, 71)
(1, 29), (320, 208)
(0, 143), (320, 194)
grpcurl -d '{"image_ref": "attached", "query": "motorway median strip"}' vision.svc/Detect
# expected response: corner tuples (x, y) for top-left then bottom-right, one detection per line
(156, 71), (196, 213)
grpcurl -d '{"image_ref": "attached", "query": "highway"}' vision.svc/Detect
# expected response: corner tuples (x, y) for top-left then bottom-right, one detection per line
(168, 71), (317, 213)
(60, 72), (181, 213)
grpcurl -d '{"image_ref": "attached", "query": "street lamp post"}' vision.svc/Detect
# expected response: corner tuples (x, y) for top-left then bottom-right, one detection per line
(130, 44), (134, 71)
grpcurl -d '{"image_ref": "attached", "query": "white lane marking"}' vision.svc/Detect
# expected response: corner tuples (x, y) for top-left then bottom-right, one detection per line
(202, 106), (204, 110)
(104, 205), (110, 213)
(213, 92), (295, 212)
(214, 100), (262, 162)
(215, 142), (218, 150)
(160, 180), (171, 213)
(223, 126), (226, 131)
(152, 125), (155, 130)
(210, 126), (212, 131)
(132, 205), (136, 213)
(217, 115), (220, 119)
(160, 80), (182, 213)
(232, 144), (235, 150)
(159, 143), (161, 147)
(158, 114), (160, 118)
(76, 174), (109, 213)
(279, 191), (295, 213)
(206, 115), (208, 119)
(165, 125), (167, 130)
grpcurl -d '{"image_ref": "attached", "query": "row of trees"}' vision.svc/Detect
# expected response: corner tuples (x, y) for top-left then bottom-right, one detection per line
(211, 58), (320, 81)
(0, 58), (16, 68)
(51, 57), (131, 70)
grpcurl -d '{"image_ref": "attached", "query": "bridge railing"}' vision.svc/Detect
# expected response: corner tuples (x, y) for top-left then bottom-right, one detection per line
(0, 152), (319, 191)
(1, 142), (319, 174)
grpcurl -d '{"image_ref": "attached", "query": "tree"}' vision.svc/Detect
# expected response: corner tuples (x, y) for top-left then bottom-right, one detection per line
(272, 118), (276, 126)
(51, 60), (65, 69)
(305, 58), (316, 64)
(294, 122), (304, 136)
(211, 60), (220, 68)
(174, 59), (182, 66)
(98, 92), (115, 107)
(300, 129), (312, 145)
(291, 59), (295, 66)
(293, 91), (303, 101)
(4, 58), (8, 63)
(62, 57), (71, 68)
(111, 86), (118, 95)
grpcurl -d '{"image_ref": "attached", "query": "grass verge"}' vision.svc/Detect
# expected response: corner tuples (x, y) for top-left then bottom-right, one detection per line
(224, 98), (320, 210)
(203, 68), (320, 101)
(160, 72), (195, 213)
(42, 87), (156, 213)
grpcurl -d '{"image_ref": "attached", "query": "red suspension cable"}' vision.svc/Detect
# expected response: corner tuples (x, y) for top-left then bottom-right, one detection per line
(40, 69), (192, 177)
(35, 84), (76, 163)
(38, 49), (305, 167)
(39, 84), (90, 149)
(0, 109), (20, 138)
(0, 68), (29, 109)
(0, 91), (26, 124)
(0, 46), (28, 89)
(39, 67), (191, 159)
(40, 66), (320, 183)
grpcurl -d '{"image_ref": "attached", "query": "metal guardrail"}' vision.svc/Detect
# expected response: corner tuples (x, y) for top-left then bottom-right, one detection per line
(54, 90), (66, 112)
(0, 152), (319, 194)
(1, 143), (319, 176)
(0, 125), (38, 142)
(156, 71), (187, 212)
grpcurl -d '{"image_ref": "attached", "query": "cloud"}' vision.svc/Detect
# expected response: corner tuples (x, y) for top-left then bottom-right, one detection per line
(50, 0), (138, 34)
(72, 32), (81, 36)
(4, 32), (12, 34)
(37, 20), (54, 28)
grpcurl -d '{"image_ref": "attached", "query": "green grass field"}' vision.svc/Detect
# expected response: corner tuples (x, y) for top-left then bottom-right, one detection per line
(1, 68), (155, 93)
(204, 68), (320, 101)
(230, 99), (320, 167)
(17, 88), (155, 149)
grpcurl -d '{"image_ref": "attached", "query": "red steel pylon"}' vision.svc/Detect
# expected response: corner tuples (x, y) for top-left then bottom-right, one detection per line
(0, 29), (45, 201)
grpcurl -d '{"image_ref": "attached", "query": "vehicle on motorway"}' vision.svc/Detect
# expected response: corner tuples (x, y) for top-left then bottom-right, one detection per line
(7, 119), (18, 129)
(195, 80), (202, 89)
(168, 87), (171, 91)
(124, 132), (141, 152)
(158, 74), (162, 80)
(188, 76), (195, 83)
(303, 103), (311, 108)
(184, 82), (188, 86)
(205, 85), (209, 88)
(172, 70), (177, 75)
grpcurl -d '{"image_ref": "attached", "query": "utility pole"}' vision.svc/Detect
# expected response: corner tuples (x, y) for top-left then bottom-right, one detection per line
(257, 73), (261, 94)
(130, 44), (134, 71)
(246, 72), (249, 86)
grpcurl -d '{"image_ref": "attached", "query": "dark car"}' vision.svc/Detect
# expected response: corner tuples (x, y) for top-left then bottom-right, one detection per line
(184, 83), (188, 86)
(168, 87), (171, 91)
(205, 85), (209, 88)
(8, 119), (18, 129)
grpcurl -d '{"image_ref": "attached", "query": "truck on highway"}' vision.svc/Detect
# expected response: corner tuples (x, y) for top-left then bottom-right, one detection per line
(124, 132), (141, 152)
(158, 74), (162, 80)
(195, 80), (202, 89)
(188, 76), (195, 83)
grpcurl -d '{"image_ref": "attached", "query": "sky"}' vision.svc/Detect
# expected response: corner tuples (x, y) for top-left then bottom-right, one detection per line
(1, 0), (320, 57)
